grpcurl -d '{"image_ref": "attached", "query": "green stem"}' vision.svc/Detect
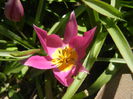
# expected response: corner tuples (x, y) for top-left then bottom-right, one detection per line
(35, 77), (44, 99)
(44, 71), (54, 99)
(96, 57), (126, 63)
(0, 58), (29, 61)
(0, 49), (45, 61)
(62, 31), (108, 99)
(33, 0), (44, 43)
(62, 72), (88, 99)
(10, 49), (41, 57)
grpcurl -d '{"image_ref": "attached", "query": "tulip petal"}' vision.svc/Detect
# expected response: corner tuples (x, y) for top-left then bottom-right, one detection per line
(33, 25), (48, 53)
(24, 55), (56, 69)
(63, 11), (78, 43)
(46, 34), (63, 56)
(53, 66), (76, 87)
(84, 27), (97, 45)
(33, 25), (64, 56)
(69, 27), (96, 60)
(69, 36), (86, 60)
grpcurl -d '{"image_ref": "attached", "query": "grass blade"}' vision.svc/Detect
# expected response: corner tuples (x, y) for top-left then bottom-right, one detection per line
(0, 25), (34, 49)
(96, 57), (126, 63)
(102, 19), (133, 73)
(82, 0), (122, 19)
(72, 62), (122, 98)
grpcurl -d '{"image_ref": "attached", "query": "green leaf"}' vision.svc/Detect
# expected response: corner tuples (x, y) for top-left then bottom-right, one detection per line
(72, 90), (88, 99)
(82, 0), (122, 19)
(121, 1), (133, 8)
(102, 19), (133, 73)
(73, 62), (122, 98)
(0, 25), (34, 49)
(0, 50), (32, 61)
(96, 57), (126, 63)
(48, 0), (77, 3)
(88, 63), (122, 95)
(10, 49), (41, 57)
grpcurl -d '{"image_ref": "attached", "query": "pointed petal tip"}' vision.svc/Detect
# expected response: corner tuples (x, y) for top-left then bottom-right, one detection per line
(33, 24), (36, 28)
(33, 24), (42, 30)
(33, 25), (47, 36)
(85, 26), (97, 36)
(92, 26), (97, 31)
(90, 26), (97, 36)
(33, 24), (40, 31)
(63, 11), (78, 43)
(71, 10), (75, 16)
(70, 11), (76, 21)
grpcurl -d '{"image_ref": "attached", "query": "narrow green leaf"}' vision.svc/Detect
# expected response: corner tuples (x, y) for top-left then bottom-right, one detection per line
(88, 63), (122, 95)
(78, 25), (87, 33)
(96, 57), (126, 63)
(121, 1), (133, 8)
(0, 50), (32, 60)
(102, 19), (133, 73)
(72, 90), (88, 99)
(10, 49), (41, 57)
(0, 25), (34, 49)
(82, 0), (122, 19)
(45, 71), (54, 99)
(0, 50), (13, 57)
(84, 32), (108, 70)
(73, 62), (122, 98)
(35, 77), (44, 99)
(48, 0), (77, 2)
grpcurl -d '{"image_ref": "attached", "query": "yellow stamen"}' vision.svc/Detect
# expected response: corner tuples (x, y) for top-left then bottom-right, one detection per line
(51, 46), (78, 72)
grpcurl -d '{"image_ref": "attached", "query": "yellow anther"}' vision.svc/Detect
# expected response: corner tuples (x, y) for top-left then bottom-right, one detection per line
(51, 46), (78, 71)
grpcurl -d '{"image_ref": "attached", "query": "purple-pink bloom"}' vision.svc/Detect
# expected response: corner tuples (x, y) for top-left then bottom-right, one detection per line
(4, 0), (24, 22)
(24, 11), (96, 87)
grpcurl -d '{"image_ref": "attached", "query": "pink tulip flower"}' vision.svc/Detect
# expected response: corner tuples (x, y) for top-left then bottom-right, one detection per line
(24, 12), (96, 87)
(4, 0), (24, 22)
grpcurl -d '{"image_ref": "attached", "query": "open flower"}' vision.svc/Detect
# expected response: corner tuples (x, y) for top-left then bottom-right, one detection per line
(24, 12), (96, 86)
(4, 0), (24, 22)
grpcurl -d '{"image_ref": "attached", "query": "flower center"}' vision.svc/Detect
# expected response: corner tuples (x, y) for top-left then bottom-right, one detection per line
(51, 46), (78, 72)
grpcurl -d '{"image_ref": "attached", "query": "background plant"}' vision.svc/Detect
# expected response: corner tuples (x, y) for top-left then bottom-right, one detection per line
(0, 0), (133, 99)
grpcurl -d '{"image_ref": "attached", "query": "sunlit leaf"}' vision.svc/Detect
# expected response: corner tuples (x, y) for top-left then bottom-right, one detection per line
(82, 0), (122, 19)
